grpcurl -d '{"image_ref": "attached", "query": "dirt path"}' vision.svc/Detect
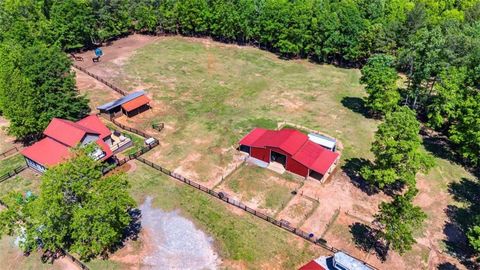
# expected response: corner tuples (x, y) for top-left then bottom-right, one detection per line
(74, 34), (160, 79)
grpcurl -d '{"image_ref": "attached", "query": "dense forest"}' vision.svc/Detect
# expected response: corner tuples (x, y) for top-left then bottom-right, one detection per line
(0, 0), (479, 258)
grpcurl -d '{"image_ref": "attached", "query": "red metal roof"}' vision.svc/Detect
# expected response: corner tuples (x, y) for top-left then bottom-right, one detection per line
(240, 128), (309, 156)
(76, 115), (111, 139)
(239, 128), (339, 175)
(238, 128), (267, 146)
(44, 118), (99, 147)
(21, 137), (71, 166)
(22, 115), (113, 167)
(298, 260), (326, 270)
(96, 138), (113, 161)
(121, 95), (150, 112)
(293, 140), (339, 174)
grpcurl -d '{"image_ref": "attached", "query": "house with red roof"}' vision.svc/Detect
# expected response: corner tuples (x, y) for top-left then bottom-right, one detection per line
(21, 115), (118, 172)
(238, 128), (340, 182)
(298, 252), (373, 270)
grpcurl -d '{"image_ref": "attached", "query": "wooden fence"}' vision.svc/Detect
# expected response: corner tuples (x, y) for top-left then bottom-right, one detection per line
(134, 156), (378, 270)
(110, 118), (151, 139)
(63, 251), (90, 270)
(0, 147), (19, 159)
(72, 64), (127, 96)
(0, 165), (28, 183)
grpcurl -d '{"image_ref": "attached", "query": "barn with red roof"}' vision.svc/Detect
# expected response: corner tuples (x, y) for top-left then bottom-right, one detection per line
(21, 115), (115, 172)
(239, 128), (339, 182)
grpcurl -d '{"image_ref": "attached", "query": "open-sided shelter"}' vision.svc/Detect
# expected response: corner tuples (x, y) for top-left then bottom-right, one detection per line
(97, 90), (151, 117)
(239, 128), (339, 182)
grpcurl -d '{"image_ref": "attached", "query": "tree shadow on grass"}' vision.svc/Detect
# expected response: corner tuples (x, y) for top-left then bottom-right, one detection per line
(342, 158), (379, 196)
(444, 177), (480, 269)
(437, 262), (460, 270)
(420, 128), (480, 179)
(341, 97), (373, 119)
(350, 222), (389, 261)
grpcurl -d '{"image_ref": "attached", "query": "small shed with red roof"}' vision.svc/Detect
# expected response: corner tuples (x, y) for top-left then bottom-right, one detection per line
(239, 128), (339, 182)
(97, 90), (151, 118)
(21, 115), (114, 172)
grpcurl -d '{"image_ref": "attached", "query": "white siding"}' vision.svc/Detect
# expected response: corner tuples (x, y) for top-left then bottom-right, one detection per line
(25, 158), (46, 173)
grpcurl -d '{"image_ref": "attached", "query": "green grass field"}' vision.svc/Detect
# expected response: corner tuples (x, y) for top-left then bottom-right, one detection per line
(97, 36), (475, 268)
(107, 37), (378, 182)
(125, 160), (327, 269)
(0, 154), (25, 175)
(220, 165), (300, 215)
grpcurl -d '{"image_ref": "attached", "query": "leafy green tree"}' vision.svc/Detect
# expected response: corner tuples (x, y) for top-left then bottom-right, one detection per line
(375, 194), (427, 253)
(0, 148), (135, 260)
(0, 41), (89, 140)
(360, 54), (400, 115)
(426, 67), (467, 129)
(467, 216), (480, 253)
(361, 106), (434, 189)
(449, 91), (480, 166)
(49, 0), (95, 50)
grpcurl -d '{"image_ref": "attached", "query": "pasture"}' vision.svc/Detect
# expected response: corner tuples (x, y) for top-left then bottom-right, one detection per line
(6, 34), (469, 269)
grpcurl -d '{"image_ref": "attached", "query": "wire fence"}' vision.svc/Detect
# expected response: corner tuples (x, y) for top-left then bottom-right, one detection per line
(134, 156), (378, 270)
(0, 165), (28, 183)
(0, 147), (19, 159)
(73, 64), (127, 96)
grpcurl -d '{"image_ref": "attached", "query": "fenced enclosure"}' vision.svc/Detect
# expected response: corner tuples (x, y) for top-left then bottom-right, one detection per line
(0, 165), (28, 183)
(73, 64), (127, 96)
(134, 156), (378, 270)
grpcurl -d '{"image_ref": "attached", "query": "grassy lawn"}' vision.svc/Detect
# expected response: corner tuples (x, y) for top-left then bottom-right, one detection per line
(0, 237), (62, 270)
(0, 175), (40, 199)
(0, 154), (25, 175)
(220, 165), (299, 215)
(126, 160), (327, 269)
(105, 37), (378, 182)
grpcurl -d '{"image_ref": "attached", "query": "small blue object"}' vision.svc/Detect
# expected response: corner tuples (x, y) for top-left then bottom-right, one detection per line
(95, 48), (103, 57)
(309, 233), (314, 238)
(26, 191), (33, 198)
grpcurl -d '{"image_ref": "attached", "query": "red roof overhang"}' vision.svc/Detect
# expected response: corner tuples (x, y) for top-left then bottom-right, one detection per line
(76, 115), (111, 139)
(292, 140), (339, 174)
(121, 95), (150, 112)
(21, 137), (71, 166)
(298, 260), (326, 270)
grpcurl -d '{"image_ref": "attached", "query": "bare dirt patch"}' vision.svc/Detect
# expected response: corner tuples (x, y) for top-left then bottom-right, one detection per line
(276, 195), (316, 227)
(74, 34), (160, 78)
(0, 117), (21, 154)
(74, 69), (123, 109)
